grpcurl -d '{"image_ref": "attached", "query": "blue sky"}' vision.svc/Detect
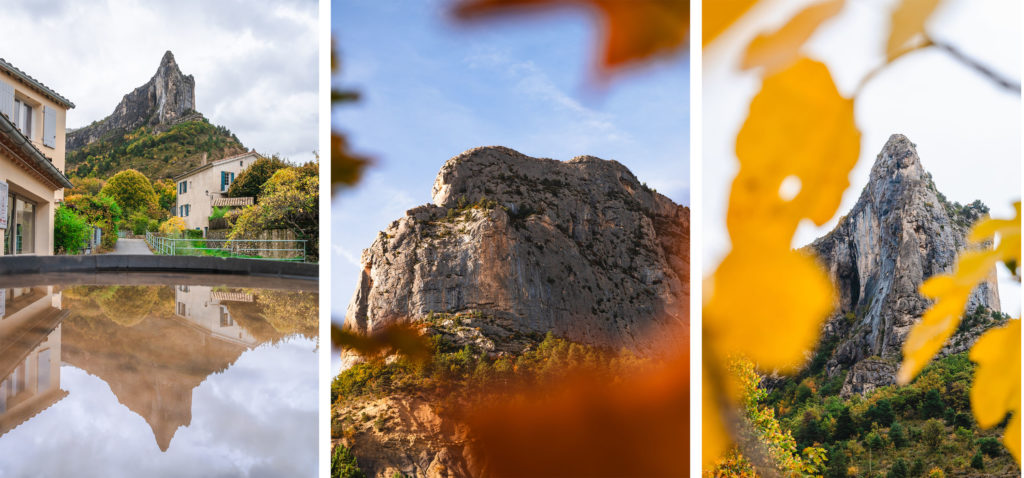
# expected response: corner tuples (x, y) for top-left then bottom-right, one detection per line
(331, 0), (690, 318)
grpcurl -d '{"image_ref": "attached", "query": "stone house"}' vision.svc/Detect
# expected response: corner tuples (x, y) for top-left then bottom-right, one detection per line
(172, 150), (259, 236)
(0, 58), (74, 255)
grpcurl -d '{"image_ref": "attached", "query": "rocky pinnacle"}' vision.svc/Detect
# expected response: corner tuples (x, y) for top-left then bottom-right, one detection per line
(806, 134), (1000, 396)
(343, 146), (690, 355)
(66, 50), (197, 151)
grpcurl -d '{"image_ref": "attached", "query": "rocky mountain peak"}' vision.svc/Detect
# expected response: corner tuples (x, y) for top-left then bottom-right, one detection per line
(67, 51), (197, 151)
(346, 147), (689, 356)
(805, 134), (1002, 396)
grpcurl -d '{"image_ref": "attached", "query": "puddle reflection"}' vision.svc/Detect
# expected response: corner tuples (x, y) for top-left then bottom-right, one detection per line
(0, 284), (318, 477)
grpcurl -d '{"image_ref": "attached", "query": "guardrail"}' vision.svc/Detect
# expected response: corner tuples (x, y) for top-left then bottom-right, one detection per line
(145, 232), (307, 262)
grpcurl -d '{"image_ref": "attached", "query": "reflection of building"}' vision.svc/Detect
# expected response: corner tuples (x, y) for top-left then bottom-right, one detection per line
(174, 285), (258, 347)
(0, 59), (75, 255)
(173, 151), (260, 236)
(0, 286), (67, 437)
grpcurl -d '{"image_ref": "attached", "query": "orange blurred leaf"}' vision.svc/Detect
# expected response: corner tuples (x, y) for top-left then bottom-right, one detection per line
(468, 350), (689, 477)
(741, 0), (845, 73)
(453, 0), (689, 71)
(331, 322), (433, 362)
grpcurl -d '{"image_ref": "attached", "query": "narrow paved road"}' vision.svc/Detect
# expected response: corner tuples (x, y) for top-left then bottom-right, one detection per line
(110, 238), (154, 255)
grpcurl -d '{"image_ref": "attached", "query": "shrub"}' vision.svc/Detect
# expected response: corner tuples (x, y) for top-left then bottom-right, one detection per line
(158, 217), (186, 236)
(977, 436), (1002, 457)
(130, 213), (151, 235)
(926, 467), (944, 478)
(63, 193), (123, 249)
(922, 419), (944, 449)
(331, 445), (365, 478)
(866, 398), (895, 427)
(209, 206), (230, 220)
(865, 430), (885, 450)
(54, 204), (90, 254)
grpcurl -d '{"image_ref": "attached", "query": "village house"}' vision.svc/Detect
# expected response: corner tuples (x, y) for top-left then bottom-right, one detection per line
(0, 59), (74, 255)
(173, 150), (259, 236)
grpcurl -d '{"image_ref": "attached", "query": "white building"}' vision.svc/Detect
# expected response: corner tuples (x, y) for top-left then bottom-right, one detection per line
(173, 151), (259, 236)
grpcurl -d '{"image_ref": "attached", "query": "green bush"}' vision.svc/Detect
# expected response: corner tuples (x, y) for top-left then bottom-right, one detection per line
(910, 458), (925, 476)
(54, 204), (90, 254)
(920, 389), (945, 419)
(331, 445), (365, 478)
(130, 213), (151, 235)
(977, 436), (1002, 457)
(922, 419), (944, 449)
(209, 206), (230, 220)
(889, 421), (908, 448)
(971, 451), (984, 470)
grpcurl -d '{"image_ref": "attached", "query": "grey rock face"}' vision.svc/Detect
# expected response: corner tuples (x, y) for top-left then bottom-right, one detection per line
(344, 146), (690, 355)
(806, 134), (1001, 396)
(67, 51), (196, 151)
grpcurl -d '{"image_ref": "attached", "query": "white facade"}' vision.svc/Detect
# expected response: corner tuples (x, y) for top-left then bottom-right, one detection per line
(173, 151), (260, 235)
(173, 285), (257, 347)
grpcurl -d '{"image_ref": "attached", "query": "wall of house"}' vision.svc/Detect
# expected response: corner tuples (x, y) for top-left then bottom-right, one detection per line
(0, 151), (57, 255)
(0, 287), (62, 423)
(0, 69), (68, 197)
(176, 153), (259, 233)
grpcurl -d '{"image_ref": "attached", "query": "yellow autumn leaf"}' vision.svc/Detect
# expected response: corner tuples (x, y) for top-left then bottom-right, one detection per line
(703, 367), (731, 467)
(707, 248), (833, 371)
(741, 0), (845, 73)
(704, 0), (760, 46)
(969, 319), (1021, 462)
(886, 0), (942, 59)
(898, 202), (1021, 383)
(729, 57), (860, 250)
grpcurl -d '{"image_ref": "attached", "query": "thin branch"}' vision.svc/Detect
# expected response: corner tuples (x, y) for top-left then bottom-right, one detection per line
(928, 36), (1021, 94)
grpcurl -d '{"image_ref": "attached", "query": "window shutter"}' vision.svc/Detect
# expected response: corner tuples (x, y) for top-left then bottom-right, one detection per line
(0, 82), (13, 120)
(43, 106), (56, 148)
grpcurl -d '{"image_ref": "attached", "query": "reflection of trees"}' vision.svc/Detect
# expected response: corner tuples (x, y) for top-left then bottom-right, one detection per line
(63, 285), (169, 327)
(225, 290), (318, 341)
(258, 290), (318, 339)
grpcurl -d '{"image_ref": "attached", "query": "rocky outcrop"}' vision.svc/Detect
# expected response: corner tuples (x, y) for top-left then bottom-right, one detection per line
(806, 134), (1002, 396)
(343, 146), (690, 355)
(67, 51), (196, 151)
(333, 395), (479, 478)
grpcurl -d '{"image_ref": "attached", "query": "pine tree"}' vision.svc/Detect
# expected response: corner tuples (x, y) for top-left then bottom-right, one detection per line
(834, 406), (856, 441)
(887, 458), (908, 478)
(920, 389), (945, 419)
(889, 421), (908, 448)
(971, 451), (984, 470)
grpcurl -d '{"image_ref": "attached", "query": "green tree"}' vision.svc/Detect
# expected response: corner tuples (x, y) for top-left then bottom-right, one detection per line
(796, 410), (826, 448)
(64, 193), (123, 249)
(977, 437), (1002, 457)
(910, 458), (925, 476)
(887, 458), (908, 478)
(153, 179), (176, 216)
(330, 444), (365, 478)
(824, 443), (849, 478)
(227, 154), (289, 199)
(54, 204), (90, 254)
(834, 406), (856, 441)
(889, 421), (908, 448)
(866, 398), (895, 427)
(865, 429), (885, 451)
(920, 389), (945, 419)
(100, 169), (158, 216)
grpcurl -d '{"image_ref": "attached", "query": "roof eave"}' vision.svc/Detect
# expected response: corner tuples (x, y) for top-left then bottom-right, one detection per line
(0, 114), (73, 189)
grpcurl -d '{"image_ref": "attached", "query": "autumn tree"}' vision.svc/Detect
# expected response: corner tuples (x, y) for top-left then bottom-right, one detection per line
(100, 169), (159, 216)
(229, 161), (319, 260)
(227, 154), (289, 199)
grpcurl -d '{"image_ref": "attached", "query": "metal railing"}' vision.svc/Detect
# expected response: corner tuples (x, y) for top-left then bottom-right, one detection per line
(145, 232), (307, 262)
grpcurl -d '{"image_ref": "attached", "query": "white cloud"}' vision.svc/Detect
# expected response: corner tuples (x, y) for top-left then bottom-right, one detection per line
(2, 0), (318, 163)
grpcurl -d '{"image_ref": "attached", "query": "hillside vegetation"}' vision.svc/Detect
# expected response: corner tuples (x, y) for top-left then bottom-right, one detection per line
(66, 118), (246, 179)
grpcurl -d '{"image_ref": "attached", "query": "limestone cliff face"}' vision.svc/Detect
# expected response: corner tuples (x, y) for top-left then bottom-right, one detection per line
(67, 51), (196, 151)
(344, 146), (690, 354)
(806, 134), (1001, 396)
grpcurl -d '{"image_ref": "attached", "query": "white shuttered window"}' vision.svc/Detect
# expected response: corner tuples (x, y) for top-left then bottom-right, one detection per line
(43, 106), (56, 148)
